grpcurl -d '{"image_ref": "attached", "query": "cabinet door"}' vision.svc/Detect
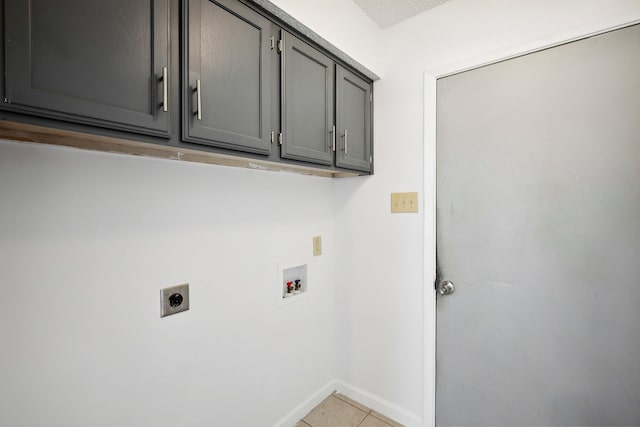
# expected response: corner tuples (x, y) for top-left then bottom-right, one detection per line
(336, 65), (372, 172)
(4, 0), (170, 137)
(281, 31), (334, 165)
(184, 0), (272, 155)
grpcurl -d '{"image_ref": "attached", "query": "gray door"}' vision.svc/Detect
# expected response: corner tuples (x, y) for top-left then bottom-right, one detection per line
(183, 0), (273, 155)
(281, 30), (334, 165)
(436, 24), (640, 426)
(336, 65), (372, 172)
(3, 0), (170, 137)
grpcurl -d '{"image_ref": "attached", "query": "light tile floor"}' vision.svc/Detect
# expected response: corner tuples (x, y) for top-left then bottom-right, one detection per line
(296, 392), (404, 427)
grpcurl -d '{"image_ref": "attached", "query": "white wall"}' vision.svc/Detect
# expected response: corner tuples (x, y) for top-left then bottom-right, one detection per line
(269, 0), (384, 73)
(0, 140), (339, 427)
(2, 1), (640, 426)
(331, 0), (640, 425)
(0, 4), (383, 427)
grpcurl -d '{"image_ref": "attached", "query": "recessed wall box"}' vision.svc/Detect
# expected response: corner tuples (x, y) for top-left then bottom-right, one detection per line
(277, 260), (309, 307)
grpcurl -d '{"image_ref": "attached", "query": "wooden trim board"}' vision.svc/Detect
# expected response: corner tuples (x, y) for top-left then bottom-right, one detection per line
(0, 120), (358, 178)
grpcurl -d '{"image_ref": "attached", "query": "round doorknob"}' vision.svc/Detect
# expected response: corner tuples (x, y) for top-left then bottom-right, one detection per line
(438, 281), (455, 296)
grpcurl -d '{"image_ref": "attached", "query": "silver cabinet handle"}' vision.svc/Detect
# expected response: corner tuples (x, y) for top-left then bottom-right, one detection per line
(331, 125), (336, 151)
(162, 67), (168, 112)
(343, 129), (348, 154)
(195, 79), (202, 121)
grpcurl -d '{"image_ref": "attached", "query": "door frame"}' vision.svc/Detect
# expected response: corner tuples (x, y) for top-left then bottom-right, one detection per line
(422, 17), (640, 427)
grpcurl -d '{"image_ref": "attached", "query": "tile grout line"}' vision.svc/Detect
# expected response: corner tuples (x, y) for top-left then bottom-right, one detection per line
(377, 411), (405, 427)
(329, 392), (372, 427)
(357, 413), (394, 427)
(369, 412), (395, 427)
(331, 392), (373, 416)
(300, 393), (398, 427)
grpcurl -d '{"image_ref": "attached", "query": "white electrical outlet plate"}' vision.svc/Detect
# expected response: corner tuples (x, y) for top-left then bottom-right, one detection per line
(160, 283), (189, 317)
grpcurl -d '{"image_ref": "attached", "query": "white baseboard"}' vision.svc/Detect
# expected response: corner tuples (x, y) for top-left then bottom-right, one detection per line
(271, 379), (339, 427)
(271, 378), (422, 427)
(334, 380), (422, 427)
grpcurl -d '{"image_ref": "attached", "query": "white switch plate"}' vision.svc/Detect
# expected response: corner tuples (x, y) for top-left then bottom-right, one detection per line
(313, 236), (322, 256)
(391, 192), (419, 213)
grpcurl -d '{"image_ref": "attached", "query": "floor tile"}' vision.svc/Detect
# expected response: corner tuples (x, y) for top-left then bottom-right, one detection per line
(370, 410), (404, 427)
(332, 391), (371, 413)
(303, 395), (368, 427)
(359, 414), (393, 427)
(295, 421), (312, 427)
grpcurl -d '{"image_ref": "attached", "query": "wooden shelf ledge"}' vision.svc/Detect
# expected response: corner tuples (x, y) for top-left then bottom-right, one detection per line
(0, 120), (358, 178)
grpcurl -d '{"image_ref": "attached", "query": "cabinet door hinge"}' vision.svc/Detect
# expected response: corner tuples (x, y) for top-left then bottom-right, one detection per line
(370, 155), (373, 164)
(270, 131), (275, 143)
(278, 133), (283, 145)
(270, 36), (275, 50)
(277, 39), (283, 53)
(370, 93), (373, 102)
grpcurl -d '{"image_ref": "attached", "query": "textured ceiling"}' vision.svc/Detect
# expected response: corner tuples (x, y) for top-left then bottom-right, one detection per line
(352, 0), (452, 28)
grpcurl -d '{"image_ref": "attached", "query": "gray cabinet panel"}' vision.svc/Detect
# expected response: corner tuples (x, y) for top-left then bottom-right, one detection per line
(281, 31), (334, 165)
(3, 0), (170, 137)
(184, 0), (272, 155)
(0, 0), (374, 176)
(336, 65), (372, 172)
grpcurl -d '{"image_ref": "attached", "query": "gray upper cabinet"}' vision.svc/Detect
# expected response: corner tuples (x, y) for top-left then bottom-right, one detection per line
(280, 31), (334, 165)
(336, 65), (372, 172)
(3, 0), (170, 137)
(183, 0), (273, 155)
(0, 0), (375, 175)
